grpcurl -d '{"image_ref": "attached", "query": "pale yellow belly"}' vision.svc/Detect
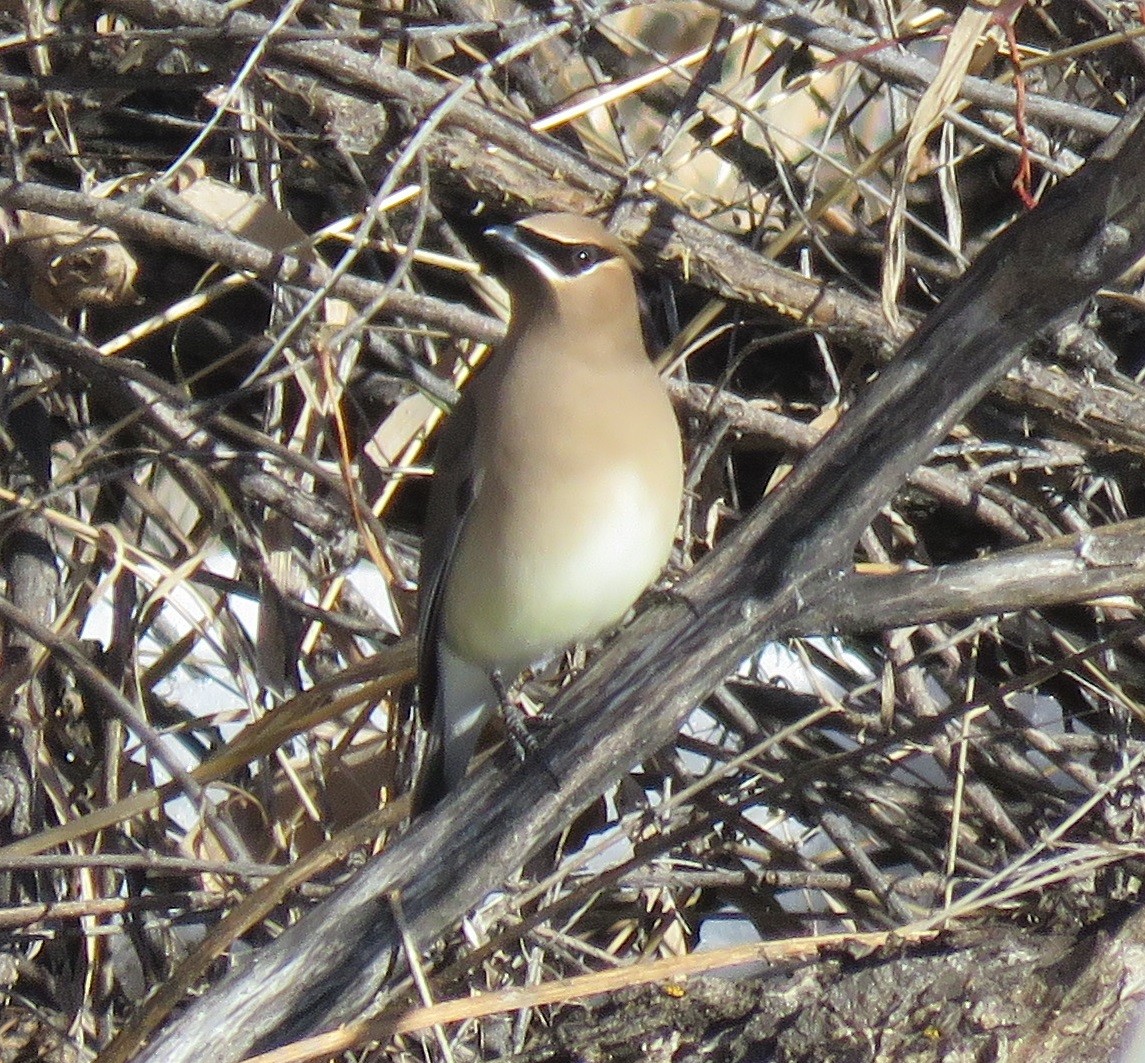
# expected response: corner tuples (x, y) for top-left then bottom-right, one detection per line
(441, 463), (679, 674)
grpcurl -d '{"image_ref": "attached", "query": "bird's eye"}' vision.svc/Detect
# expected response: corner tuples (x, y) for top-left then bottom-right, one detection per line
(565, 244), (607, 275)
(521, 232), (616, 277)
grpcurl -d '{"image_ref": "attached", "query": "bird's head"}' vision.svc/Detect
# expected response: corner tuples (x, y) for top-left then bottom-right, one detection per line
(484, 213), (641, 326)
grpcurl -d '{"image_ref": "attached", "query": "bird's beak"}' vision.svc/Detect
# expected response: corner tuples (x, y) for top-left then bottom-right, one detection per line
(484, 222), (545, 277)
(483, 222), (525, 255)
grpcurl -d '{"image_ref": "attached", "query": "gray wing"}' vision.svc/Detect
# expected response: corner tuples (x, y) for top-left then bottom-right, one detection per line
(413, 387), (480, 811)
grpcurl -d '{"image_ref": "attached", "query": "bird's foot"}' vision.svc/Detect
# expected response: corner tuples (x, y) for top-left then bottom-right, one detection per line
(490, 671), (553, 761)
(489, 670), (562, 788)
(504, 708), (559, 765)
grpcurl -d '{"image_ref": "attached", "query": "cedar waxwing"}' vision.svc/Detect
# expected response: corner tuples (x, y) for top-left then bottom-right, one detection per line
(414, 213), (684, 812)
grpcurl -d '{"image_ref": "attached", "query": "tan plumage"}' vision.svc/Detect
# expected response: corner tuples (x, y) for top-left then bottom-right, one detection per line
(414, 213), (683, 811)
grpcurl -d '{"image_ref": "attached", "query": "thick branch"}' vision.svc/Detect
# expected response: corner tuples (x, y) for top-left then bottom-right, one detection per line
(800, 519), (1145, 637)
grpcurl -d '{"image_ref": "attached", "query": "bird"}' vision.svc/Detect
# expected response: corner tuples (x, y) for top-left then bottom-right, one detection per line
(414, 212), (684, 812)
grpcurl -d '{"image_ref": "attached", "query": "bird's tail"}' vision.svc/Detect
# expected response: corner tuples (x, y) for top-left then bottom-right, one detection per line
(410, 645), (495, 815)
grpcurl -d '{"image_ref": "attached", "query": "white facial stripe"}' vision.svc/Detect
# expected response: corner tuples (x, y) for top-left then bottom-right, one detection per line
(517, 244), (610, 284)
